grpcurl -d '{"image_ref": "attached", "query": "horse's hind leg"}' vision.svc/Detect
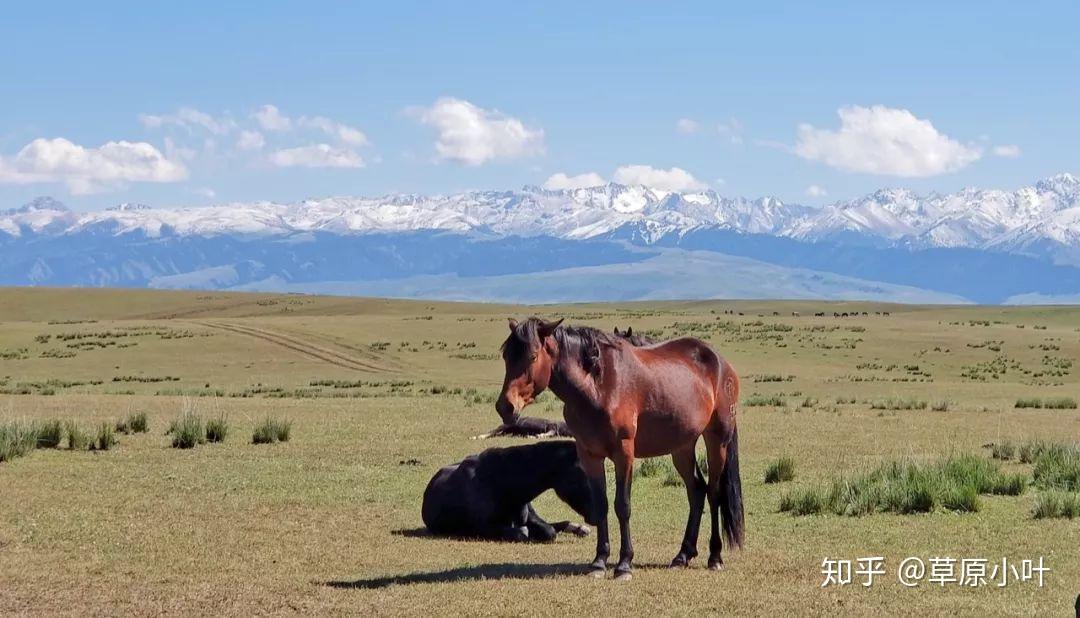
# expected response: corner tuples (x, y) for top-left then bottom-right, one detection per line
(551, 520), (591, 537)
(703, 429), (731, 570)
(669, 446), (707, 567)
(494, 524), (531, 542)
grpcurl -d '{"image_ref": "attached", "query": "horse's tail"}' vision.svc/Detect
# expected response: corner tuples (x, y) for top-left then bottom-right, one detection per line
(719, 423), (745, 549)
(718, 358), (744, 548)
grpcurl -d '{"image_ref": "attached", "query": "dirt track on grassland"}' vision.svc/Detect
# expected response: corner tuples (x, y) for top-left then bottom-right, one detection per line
(192, 320), (393, 373)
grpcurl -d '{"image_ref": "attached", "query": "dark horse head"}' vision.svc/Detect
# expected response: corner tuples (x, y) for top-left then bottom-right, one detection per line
(496, 317), (618, 423)
(613, 326), (654, 347)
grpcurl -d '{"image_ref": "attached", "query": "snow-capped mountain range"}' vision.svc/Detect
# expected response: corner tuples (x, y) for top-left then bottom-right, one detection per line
(4, 173), (1079, 265)
(2, 174), (1079, 304)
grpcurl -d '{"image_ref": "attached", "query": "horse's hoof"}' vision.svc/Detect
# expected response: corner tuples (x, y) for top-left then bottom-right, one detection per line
(614, 570), (632, 582)
(670, 556), (690, 568)
(708, 560), (724, 571)
(568, 523), (591, 537)
(588, 567), (606, 579)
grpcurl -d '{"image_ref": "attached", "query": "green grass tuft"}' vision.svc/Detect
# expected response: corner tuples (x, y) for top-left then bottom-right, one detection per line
(34, 419), (64, 448)
(64, 421), (90, 451)
(0, 421), (38, 463)
(869, 397), (927, 410)
(938, 482), (981, 512)
(992, 472), (1029, 496)
(1015, 397), (1078, 409)
(1018, 439), (1050, 464)
(989, 440), (1016, 460)
(168, 412), (205, 449)
(779, 453), (1026, 516)
(94, 423), (117, 451)
(1044, 397), (1078, 409)
(119, 412), (150, 434)
(661, 468), (684, 487)
(1032, 491), (1080, 519)
(252, 417), (292, 444)
(743, 394), (785, 407)
(764, 456), (796, 483)
(205, 415), (229, 443)
(637, 458), (669, 478)
(1031, 444), (1080, 491)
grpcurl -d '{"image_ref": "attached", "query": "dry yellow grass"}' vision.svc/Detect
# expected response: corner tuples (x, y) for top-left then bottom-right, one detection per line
(1, 288), (1078, 615)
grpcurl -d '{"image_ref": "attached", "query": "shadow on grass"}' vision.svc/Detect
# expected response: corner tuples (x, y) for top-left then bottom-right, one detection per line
(326, 562), (589, 589)
(327, 560), (688, 589)
(389, 527), (527, 543)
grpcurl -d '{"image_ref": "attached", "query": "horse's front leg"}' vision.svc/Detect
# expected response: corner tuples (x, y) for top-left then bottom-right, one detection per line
(612, 438), (635, 581)
(523, 504), (558, 543)
(578, 450), (609, 577)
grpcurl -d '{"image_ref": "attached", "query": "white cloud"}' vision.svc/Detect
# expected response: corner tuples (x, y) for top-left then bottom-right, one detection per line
(138, 107), (236, 135)
(992, 144), (1021, 158)
(413, 97), (544, 166)
(805, 184), (828, 197)
(253, 104), (293, 132)
(543, 172), (606, 190)
(193, 187), (216, 198)
(676, 118), (700, 134)
(268, 144), (364, 168)
(717, 118), (744, 145)
(794, 105), (982, 177)
(236, 130), (266, 151)
(299, 116), (369, 146)
(612, 165), (706, 192)
(163, 137), (197, 162)
(0, 137), (188, 194)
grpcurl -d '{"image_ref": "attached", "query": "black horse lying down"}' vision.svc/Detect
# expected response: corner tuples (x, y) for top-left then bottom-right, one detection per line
(471, 414), (572, 440)
(422, 440), (593, 542)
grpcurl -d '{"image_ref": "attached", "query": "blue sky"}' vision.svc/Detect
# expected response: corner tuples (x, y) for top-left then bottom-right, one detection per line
(1, 1), (1078, 210)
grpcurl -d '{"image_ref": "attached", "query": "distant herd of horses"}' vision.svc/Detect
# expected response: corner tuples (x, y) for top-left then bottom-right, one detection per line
(718, 309), (891, 317)
(422, 319), (744, 581)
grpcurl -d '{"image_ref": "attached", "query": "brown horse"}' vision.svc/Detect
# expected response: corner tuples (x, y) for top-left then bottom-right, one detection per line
(496, 318), (743, 581)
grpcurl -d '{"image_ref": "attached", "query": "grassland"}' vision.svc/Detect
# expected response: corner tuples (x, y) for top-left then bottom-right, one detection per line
(0, 288), (1078, 616)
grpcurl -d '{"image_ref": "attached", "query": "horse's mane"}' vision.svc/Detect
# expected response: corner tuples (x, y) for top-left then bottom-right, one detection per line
(502, 318), (618, 377)
(555, 324), (617, 377)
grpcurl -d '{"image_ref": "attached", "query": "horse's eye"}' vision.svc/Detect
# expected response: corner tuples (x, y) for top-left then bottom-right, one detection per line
(529, 353), (538, 362)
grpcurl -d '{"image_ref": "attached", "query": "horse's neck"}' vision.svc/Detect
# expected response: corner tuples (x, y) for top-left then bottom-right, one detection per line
(491, 452), (560, 501)
(549, 360), (603, 411)
(550, 340), (626, 411)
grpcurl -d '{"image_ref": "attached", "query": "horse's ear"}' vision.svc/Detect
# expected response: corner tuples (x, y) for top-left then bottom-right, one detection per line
(538, 318), (563, 339)
(507, 317), (518, 331)
(613, 327), (621, 335)
(626, 326), (634, 336)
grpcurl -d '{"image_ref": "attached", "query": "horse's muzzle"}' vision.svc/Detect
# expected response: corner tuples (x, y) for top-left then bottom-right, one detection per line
(495, 397), (521, 425)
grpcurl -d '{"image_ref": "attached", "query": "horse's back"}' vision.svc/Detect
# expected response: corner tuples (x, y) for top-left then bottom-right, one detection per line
(634, 337), (723, 392)
(647, 337), (720, 370)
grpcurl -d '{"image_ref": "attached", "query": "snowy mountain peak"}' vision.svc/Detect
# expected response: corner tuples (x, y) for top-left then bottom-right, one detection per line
(2, 174), (1078, 265)
(108, 202), (153, 212)
(1035, 172), (1080, 196)
(6, 196), (69, 214)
